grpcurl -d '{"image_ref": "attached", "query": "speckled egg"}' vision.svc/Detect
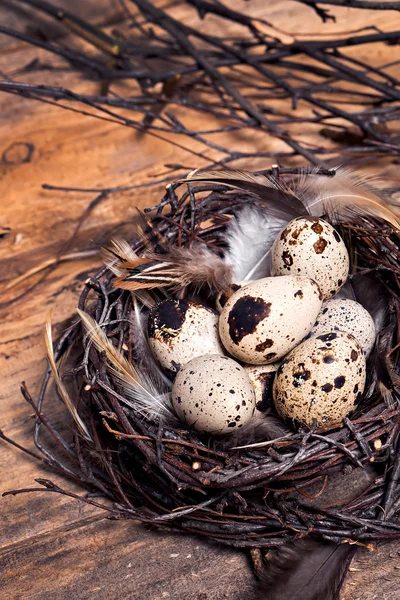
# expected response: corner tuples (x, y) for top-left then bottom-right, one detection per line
(216, 281), (254, 313)
(310, 298), (376, 355)
(219, 276), (323, 364)
(148, 299), (224, 372)
(273, 331), (366, 427)
(271, 217), (349, 299)
(171, 354), (256, 434)
(244, 363), (280, 409)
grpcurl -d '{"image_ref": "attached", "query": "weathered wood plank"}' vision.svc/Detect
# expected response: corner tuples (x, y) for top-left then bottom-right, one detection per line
(0, 516), (258, 600)
(1, 2), (400, 599)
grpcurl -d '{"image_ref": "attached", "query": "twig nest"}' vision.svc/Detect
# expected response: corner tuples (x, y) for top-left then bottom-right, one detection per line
(219, 276), (323, 364)
(171, 355), (256, 434)
(148, 299), (224, 372)
(16, 167), (400, 551)
(271, 217), (349, 299)
(309, 298), (376, 355)
(273, 331), (366, 426)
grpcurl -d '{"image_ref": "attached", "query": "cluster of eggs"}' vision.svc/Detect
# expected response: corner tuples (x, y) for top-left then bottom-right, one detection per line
(147, 217), (375, 435)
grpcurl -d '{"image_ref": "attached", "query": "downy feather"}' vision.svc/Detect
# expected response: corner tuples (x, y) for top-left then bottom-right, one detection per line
(45, 316), (92, 442)
(78, 309), (174, 423)
(224, 206), (287, 281)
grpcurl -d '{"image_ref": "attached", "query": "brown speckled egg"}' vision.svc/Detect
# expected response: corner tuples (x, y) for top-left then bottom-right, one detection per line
(216, 281), (254, 313)
(271, 217), (349, 299)
(244, 363), (280, 409)
(219, 276), (323, 364)
(310, 298), (376, 355)
(171, 354), (256, 434)
(148, 299), (224, 372)
(273, 331), (366, 427)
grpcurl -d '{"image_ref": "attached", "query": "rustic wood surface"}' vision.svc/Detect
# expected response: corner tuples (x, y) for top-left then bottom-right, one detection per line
(1, 1), (400, 598)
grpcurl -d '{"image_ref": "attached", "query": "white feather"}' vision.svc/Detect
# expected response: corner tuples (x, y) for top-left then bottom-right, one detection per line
(78, 309), (174, 424)
(224, 206), (287, 281)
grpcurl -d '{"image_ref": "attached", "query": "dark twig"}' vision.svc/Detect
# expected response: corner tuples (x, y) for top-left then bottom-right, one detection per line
(0, 0), (399, 168)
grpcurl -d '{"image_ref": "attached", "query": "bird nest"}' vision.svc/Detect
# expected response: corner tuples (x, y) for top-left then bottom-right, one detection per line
(6, 166), (400, 551)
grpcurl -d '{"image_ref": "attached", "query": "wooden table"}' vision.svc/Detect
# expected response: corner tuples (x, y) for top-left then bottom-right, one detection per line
(1, 2), (400, 598)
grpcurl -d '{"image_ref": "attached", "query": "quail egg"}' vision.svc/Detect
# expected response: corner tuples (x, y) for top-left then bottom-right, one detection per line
(216, 280), (254, 313)
(148, 299), (224, 372)
(219, 275), (323, 364)
(273, 331), (366, 427)
(310, 298), (376, 355)
(244, 363), (280, 409)
(271, 217), (349, 299)
(171, 354), (256, 434)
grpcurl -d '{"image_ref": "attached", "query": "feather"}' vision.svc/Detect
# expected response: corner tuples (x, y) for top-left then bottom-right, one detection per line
(45, 316), (92, 442)
(223, 205), (287, 281)
(101, 241), (160, 307)
(184, 167), (399, 228)
(350, 274), (399, 406)
(369, 316), (400, 407)
(294, 167), (400, 228)
(100, 238), (148, 275)
(257, 538), (356, 600)
(105, 241), (232, 295)
(133, 289), (158, 310)
(77, 309), (174, 423)
(131, 296), (172, 390)
(227, 411), (291, 449)
(351, 273), (387, 335)
(184, 168), (307, 218)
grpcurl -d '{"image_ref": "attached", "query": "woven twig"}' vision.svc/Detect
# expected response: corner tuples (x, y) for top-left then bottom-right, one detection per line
(3, 167), (399, 549)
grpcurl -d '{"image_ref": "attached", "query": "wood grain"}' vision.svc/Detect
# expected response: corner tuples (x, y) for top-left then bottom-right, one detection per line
(1, 517), (259, 600)
(1, 1), (400, 598)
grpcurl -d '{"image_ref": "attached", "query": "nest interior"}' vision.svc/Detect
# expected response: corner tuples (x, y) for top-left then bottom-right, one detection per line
(11, 167), (400, 551)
